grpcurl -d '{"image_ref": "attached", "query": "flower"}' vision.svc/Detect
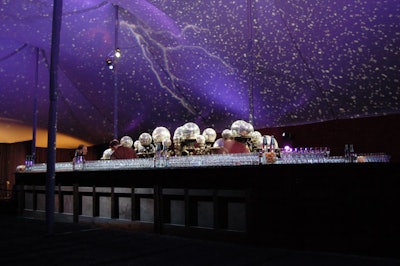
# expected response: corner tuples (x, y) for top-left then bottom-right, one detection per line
(265, 151), (277, 164)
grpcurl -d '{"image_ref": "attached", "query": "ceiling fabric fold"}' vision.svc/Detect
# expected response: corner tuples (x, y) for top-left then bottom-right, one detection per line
(0, 0), (399, 146)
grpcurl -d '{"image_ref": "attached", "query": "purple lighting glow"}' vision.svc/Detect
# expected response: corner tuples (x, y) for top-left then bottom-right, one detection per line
(0, 0), (399, 145)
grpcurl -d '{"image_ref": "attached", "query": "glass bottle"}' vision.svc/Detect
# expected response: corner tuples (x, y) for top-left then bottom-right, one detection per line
(344, 144), (349, 163)
(270, 135), (275, 152)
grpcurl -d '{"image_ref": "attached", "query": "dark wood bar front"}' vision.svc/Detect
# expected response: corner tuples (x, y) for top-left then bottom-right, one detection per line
(15, 163), (400, 257)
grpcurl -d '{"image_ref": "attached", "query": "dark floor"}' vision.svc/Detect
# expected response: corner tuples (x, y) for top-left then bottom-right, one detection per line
(1, 202), (400, 266)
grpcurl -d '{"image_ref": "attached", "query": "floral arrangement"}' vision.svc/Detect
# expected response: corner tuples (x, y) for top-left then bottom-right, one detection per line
(265, 151), (278, 164)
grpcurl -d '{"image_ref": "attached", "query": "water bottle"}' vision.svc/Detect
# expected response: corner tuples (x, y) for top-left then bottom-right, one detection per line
(344, 144), (350, 163)
(270, 135), (276, 152)
(73, 155), (85, 170)
(349, 144), (356, 163)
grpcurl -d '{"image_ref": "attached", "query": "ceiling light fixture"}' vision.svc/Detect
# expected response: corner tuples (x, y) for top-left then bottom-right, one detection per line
(114, 48), (121, 58)
(106, 58), (114, 70)
(105, 48), (121, 70)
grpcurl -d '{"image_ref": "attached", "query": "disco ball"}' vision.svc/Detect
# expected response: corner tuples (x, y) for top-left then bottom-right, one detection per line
(134, 140), (140, 149)
(139, 132), (153, 146)
(182, 122), (200, 140)
(202, 128), (217, 142)
(163, 138), (172, 148)
(152, 126), (171, 143)
(250, 131), (263, 148)
(213, 138), (224, 148)
(120, 136), (133, 148)
(231, 120), (254, 138)
(221, 129), (233, 139)
(196, 134), (206, 144)
(173, 126), (185, 142)
(101, 148), (113, 160)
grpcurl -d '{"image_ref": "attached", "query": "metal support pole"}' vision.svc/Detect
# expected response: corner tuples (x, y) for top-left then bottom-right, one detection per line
(46, 0), (63, 235)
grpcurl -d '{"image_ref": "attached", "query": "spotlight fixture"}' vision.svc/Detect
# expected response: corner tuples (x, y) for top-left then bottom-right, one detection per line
(114, 48), (121, 58)
(106, 58), (114, 70)
(105, 48), (121, 70)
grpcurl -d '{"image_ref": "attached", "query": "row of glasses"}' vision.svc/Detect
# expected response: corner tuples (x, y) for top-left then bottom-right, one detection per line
(279, 147), (331, 164)
(224, 153), (260, 166)
(356, 153), (391, 163)
(24, 155), (34, 171)
(167, 155), (202, 168)
(27, 149), (391, 172)
(167, 153), (260, 168)
(75, 158), (155, 171)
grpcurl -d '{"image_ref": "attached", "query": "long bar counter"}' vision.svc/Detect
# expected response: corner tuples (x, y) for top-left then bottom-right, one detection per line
(15, 157), (400, 257)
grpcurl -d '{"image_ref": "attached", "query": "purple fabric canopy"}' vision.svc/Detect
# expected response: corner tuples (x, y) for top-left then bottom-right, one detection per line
(1, 0), (399, 145)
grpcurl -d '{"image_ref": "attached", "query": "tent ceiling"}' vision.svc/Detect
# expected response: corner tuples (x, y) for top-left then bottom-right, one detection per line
(1, 0), (399, 146)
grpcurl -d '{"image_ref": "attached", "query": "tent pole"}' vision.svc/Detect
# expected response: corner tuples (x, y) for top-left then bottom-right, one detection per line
(113, 5), (119, 139)
(31, 48), (39, 160)
(246, 0), (254, 125)
(46, 0), (63, 236)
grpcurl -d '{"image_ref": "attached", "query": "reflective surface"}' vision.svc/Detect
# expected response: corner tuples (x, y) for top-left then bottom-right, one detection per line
(20, 152), (391, 173)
